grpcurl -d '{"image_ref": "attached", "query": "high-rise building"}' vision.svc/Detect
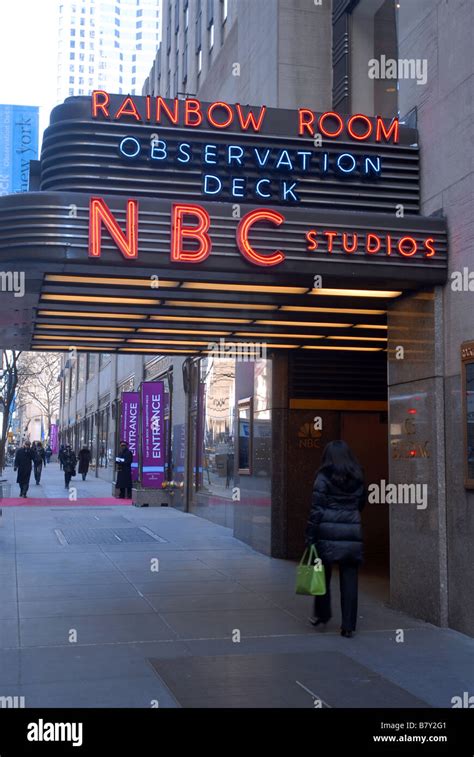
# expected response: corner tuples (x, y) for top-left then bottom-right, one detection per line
(57, 0), (162, 101)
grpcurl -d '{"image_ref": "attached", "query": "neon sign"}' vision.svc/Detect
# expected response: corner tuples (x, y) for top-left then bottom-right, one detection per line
(88, 198), (438, 267)
(89, 93), (400, 205)
(117, 137), (382, 203)
(91, 91), (399, 143)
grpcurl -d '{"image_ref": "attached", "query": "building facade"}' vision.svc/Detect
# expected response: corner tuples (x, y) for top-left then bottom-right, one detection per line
(57, 0), (161, 101)
(9, 0), (470, 639)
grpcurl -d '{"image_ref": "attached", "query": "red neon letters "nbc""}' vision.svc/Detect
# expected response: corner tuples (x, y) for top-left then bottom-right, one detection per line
(88, 199), (286, 267)
(89, 197), (138, 259)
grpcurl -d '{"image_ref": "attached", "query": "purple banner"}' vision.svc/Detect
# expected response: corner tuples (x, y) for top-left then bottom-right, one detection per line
(120, 392), (139, 482)
(50, 424), (58, 454)
(141, 381), (165, 488)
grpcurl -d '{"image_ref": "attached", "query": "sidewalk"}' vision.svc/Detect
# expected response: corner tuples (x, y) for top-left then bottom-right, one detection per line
(1, 461), (123, 504)
(0, 495), (473, 708)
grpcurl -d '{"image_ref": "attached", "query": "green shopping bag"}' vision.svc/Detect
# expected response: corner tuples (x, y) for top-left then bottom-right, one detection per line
(295, 544), (326, 596)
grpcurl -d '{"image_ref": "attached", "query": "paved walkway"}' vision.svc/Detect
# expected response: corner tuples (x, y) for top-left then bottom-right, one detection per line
(0, 489), (473, 708)
(1, 461), (116, 501)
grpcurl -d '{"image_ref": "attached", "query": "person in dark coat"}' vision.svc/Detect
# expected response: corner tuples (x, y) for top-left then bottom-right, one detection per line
(45, 445), (52, 464)
(78, 446), (91, 481)
(62, 445), (77, 489)
(115, 441), (133, 498)
(32, 441), (46, 485)
(58, 444), (66, 470)
(305, 440), (366, 638)
(14, 441), (34, 497)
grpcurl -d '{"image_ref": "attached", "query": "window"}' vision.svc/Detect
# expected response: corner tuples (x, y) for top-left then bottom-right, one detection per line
(197, 48), (202, 74)
(175, 0), (179, 31)
(137, 20), (142, 28)
(70, 40), (75, 48)
(193, 358), (235, 499)
(70, 28), (76, 36)
(183, 43), (188, 82)
(69, 88), (74, 96)
(80, 29), (85, 36)
(167, 3), (171, 51)
(349, 0), (398, 118)
(69, 75), (74, 83)
(99, 353), (111, 370)
(80, 41), (85, 48)
(196, 9), (202, 50)
(137, 32), (142, 40)
(237, 398), (252, 474)
(137, 8), (142, 16)
(185, 5), (189, 29)
(221, 0), (228, 23)
(207, 0), (214, 26)
(209, 22), (214, 50)
(115, 17), (120, 25)
(70, 52), (75, 59)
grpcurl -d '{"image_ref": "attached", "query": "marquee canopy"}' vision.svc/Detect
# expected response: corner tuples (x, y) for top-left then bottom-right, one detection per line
(0, 94), (447, 354)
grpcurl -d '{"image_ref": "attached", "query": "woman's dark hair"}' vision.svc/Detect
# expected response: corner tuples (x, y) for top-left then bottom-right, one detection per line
(318, 440), (363, 486)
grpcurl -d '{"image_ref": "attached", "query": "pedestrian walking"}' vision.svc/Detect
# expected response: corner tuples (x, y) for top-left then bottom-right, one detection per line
(78, 446), (91, 481)
(58, 444), (66, 470)
(115, 440), (133, 498)
(305, 440), (366, 638)
(62, 445), (77, 490)
(32, 441), (46, 485)
(45, 444), (52, 464)
(14, 441), (34, 498)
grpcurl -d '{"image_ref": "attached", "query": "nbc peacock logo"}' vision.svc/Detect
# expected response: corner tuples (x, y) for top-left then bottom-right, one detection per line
(298, 422), (322, 449)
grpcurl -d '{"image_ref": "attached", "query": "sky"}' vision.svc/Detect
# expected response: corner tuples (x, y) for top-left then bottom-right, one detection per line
(0, 0), (60, 141)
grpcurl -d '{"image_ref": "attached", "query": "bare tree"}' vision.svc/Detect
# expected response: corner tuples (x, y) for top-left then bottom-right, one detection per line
(0, 351), (22, 472)
(17, 353), (61, 441)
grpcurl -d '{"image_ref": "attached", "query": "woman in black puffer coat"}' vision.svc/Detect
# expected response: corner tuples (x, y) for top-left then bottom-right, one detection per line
(305, 440), (366, 637)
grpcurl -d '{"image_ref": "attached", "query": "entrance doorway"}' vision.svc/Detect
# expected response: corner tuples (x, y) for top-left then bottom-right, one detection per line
(286, 406), (389, 581)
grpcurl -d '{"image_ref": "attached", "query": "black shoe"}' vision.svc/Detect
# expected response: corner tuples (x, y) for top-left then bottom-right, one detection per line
(309, 617), (328, 628)
(341, 629), (354, 638)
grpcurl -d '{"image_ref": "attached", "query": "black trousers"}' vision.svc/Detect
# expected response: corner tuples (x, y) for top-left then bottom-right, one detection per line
(34, 462), (43, 483)
(64, 472), (73, 488)
(119, 487), (132, 498)
(19, 480), (30, 496)
(313, 560), (359, 632)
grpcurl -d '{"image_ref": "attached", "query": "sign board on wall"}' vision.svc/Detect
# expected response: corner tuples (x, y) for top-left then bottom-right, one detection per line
(120, 392), (139, 482)
(0, 104), (39, 196)
(140, 381), (165, 489)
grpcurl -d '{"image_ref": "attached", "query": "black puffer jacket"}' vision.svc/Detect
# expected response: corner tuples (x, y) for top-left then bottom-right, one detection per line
(305, 467), (366, 563)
